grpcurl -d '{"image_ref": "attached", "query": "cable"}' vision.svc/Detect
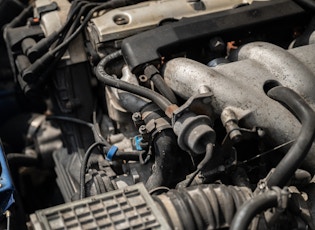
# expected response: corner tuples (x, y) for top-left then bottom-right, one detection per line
(60, 2), (98, 43)
(80, 142), (107, 199)
(26, 1), (91, 59)
(95, 50), (176, 117)
(33, 45), (68, 88)
(24, 0), (149, 83)
(185, 143), (214, 187)
(51, 1), (92, 41)
(46, 115), (94, 128)
(47, 115), (110, 145)
(92, 105), (108, 144)
(52, 0), (142, 55)
(237, 140), (295, 166)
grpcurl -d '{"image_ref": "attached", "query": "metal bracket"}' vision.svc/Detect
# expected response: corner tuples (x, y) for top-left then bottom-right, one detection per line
(37, 1), (59, 18)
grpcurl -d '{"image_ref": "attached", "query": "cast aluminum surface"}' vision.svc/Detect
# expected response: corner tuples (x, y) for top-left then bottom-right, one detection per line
(163, 42), (315, 173)
(90, 0), (253, 42)
(34, 0), (70, 36)
(35, 0), (87, 64)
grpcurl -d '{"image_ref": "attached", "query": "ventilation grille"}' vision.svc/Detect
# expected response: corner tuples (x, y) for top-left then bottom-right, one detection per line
(30, 183), (170, 230)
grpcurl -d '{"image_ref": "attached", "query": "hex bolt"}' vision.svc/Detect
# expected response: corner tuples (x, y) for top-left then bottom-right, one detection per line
(113, 14), (129, 25)
(139, 125), (150, 141)
(132, 112), (141, 121)
(132, 112), (144, 128)
(221, 108), (242, 143)
(139, 125), (146, 134)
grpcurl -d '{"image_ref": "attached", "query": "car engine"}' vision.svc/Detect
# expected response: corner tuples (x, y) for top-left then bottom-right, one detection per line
(1, 0), (315, 229)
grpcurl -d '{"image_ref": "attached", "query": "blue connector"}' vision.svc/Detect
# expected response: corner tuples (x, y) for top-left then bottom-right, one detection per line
(0, 142), (15, 213)
(134, 136), (143, 151)
(106, 146), (118, 161)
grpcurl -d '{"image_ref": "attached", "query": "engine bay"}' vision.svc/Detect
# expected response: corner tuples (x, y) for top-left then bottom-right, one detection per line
(1, 0), (315, 229)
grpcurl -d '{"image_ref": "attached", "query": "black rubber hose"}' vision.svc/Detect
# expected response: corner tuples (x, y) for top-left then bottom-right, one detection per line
(7, 153), (38, 168)
(52, 0), (148, 55)
(144, 65), (178, 104)
(293, 0), (315, 11)
(64, 2), (96, 35)
(266, 86), (315, 187)
(185, 143), (214, 187)
(102, 146), (142, 161)
(80, 142), (107, 199)
(145, 129), (179, 190)
(151, 74), (178, 104)
(230, 190), (278, 230)
(27, 1), (91, 60)
(117, 92), (149, 113)
(25, 0), (148, 80)
(95, 50), (175, 116)
(113, 150), (142, 161)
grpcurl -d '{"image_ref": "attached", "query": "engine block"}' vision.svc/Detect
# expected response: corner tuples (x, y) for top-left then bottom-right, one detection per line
(1, 0), (315, 229)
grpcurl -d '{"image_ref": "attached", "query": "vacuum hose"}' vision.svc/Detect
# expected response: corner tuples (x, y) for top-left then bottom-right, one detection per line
(266, 86), (315, 187)
(95, 50), (177, 118)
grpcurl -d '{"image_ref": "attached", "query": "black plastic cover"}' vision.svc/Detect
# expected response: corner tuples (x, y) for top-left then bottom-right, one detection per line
(121, 0), (305, 73)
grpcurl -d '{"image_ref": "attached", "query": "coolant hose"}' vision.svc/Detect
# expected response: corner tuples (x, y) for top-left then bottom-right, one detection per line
(266, 86), (315, 187)
(230, 190), (278, 230)
(145, 129), (179, 190)
(117, 92), (149, 113)
(95, 50), (177, 117)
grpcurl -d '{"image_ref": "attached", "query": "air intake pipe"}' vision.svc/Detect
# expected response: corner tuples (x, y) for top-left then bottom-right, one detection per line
(153, 184), (252, 230)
